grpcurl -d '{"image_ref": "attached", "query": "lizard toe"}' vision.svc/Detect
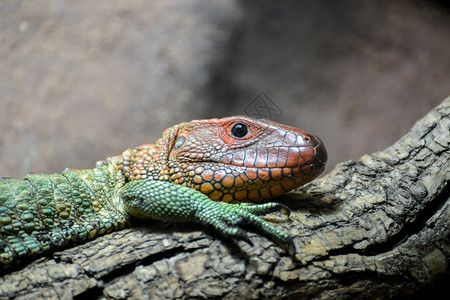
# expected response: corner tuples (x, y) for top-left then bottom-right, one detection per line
(237, 202), (291, 217)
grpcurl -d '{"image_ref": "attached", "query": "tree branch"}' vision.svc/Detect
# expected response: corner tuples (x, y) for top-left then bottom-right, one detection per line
(1, 97), (448, 299)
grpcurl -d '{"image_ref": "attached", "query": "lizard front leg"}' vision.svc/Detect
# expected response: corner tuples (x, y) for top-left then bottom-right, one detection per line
(120, 180), (296, 255)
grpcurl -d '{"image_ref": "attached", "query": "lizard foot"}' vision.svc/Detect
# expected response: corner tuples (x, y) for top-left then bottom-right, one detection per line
(121, 180), (296, 257)
(196, 201), (296, 256)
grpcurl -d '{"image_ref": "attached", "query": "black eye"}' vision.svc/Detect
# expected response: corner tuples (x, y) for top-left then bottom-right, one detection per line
(230, 123), (248, 138)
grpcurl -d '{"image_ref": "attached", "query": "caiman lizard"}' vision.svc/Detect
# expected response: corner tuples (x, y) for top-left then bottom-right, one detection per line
(0, 116), (327, 269)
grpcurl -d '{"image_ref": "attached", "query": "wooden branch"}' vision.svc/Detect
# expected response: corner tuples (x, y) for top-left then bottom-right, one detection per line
(1, 97), (448, 299)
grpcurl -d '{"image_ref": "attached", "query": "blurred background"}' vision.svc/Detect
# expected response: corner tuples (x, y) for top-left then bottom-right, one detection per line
(1, 0), (449, 178)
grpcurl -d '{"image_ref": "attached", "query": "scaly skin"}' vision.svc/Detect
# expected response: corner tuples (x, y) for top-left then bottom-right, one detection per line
(0, 116), (327, 269)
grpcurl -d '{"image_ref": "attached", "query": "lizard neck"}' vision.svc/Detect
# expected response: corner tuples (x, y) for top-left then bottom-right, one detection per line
(119, 144), (174, 182)
(119, 125), (180, 184)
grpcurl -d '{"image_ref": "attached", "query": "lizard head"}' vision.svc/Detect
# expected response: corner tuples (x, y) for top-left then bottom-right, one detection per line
(121, 116), (327, 203)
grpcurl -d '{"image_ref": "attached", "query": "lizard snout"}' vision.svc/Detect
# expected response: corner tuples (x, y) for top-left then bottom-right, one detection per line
(304, 133), (328, 168)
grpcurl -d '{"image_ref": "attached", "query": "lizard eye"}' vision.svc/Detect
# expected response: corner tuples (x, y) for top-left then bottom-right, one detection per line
(173, 136), (186, 150)
(230, 123), (249, 138)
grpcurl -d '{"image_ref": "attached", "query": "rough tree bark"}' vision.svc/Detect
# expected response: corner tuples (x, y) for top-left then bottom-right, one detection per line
(0, 97), (448, 299)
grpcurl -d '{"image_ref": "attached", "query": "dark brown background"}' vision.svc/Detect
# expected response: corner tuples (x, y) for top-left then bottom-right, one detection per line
(1, 0), (449, 179)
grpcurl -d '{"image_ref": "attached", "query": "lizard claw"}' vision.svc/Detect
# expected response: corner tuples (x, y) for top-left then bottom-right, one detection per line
(231, 227), (253, 246)
(279, 204), (291, 217)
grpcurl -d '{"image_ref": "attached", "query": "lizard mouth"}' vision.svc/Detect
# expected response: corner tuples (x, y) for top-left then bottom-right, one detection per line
(213, 144), (326, 170)
(180, 141), (327, 203)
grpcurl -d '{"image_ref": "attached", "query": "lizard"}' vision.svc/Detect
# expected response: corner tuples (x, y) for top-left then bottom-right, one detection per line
(0, 116), (327, 269)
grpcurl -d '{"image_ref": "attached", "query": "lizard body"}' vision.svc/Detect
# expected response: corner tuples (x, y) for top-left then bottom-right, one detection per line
(0, 116), (326, 269)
